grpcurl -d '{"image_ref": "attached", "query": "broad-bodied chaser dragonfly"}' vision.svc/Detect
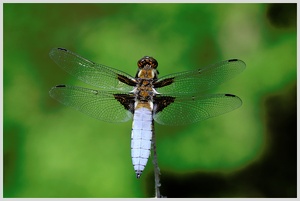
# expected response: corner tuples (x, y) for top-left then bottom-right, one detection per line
(49, 48), (246, 178)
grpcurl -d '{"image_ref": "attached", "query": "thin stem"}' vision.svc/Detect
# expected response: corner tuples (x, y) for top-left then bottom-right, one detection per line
(152, 121), (163, 198)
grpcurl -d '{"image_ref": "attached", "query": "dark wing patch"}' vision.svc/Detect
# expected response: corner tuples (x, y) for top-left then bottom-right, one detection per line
(117, 74), (137, 86)
(114, 94), (135, 114)
(153, 77), (174, 88)
(153, 95), (176, 113)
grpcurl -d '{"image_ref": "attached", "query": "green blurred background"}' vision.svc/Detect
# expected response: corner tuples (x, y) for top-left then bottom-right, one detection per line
(3, 3), (296, 198)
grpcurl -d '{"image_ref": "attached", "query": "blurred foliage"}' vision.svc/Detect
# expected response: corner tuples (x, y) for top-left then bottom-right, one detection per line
(3, 3), (296, 198)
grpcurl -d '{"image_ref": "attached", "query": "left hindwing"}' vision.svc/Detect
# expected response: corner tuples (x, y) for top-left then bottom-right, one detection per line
(49, 85), (133, 123)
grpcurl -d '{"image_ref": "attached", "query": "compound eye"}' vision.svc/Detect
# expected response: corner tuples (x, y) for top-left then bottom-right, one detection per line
(137, 56), (158, 69)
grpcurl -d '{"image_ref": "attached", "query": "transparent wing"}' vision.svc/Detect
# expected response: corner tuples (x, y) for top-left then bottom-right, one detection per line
(49, 85), (133, 123)
(49, 48), (135, 92)
(153, 94), (242, 125)
(155, 59), (246, 95)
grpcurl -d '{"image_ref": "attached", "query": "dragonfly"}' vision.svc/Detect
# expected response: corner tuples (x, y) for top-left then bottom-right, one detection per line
(49, 47), (246, 178)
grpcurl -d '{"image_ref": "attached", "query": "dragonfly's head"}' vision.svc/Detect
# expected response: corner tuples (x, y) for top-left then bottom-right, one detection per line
(137, 56), (158, 69)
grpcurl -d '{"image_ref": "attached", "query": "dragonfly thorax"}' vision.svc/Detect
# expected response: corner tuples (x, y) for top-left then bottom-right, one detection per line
(134, 78), (156, 102)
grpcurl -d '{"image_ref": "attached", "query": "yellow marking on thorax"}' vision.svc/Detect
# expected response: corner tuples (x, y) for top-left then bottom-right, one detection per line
(138, 69), (155, 79)
(139, 90), (149, 97)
